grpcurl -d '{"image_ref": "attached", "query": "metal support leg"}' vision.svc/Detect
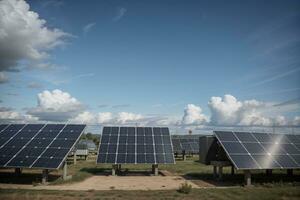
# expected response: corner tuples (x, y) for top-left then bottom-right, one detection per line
(218, 166), (223, 180)
(15, 168), (21, 176)
(118, 164), (121, 172)
(42, 169), (49, 184)
(73, 151), (77, 165)
(213, 166), (217, 179)
(231, 166), (235, 175)
(182, 150), (186, 161)
(266, 169), (272, 176)
(244, 170), (251, 186)
(287, 169), (293, 176)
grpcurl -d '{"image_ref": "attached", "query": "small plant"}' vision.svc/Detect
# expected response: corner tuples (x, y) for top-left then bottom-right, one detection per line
(110, 186), (115, 190)
(177, 182), (192, 194)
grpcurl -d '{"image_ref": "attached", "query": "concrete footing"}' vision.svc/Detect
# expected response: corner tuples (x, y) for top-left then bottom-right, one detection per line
(152, 164), (158, 176)
(42, 169), (49, 184)
(73, 152), (77, 165)
(63, 161), (72, 180)
(112, 164), (118, 176)
(244, 170), (251, 186)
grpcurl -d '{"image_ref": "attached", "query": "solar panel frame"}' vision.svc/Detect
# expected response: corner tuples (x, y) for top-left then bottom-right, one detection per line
(97, 127), (175, 164)
(0, 124), (86, 170)
(214, 131), (300, 170)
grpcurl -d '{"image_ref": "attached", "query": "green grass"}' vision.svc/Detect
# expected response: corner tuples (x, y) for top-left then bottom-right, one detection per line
(1, 156), (300, 187)
(0, 186), (300, 200)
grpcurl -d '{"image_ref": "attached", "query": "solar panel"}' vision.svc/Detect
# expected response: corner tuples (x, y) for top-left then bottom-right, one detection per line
(171, 135), (200, 153)
(214, 131), (300, 170)
(97, 127), (175, 164)
(0, 124), (86, 169)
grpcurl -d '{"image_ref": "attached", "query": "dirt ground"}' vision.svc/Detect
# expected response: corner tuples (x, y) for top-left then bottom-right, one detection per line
(0, 175), (205, 191)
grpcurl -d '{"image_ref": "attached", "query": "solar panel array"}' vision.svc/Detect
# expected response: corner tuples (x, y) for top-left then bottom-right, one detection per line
(172, 136), (199, 153)
(97, 127), (175, 164)
(214, 131), (300, 170)
(0, 124), (85, 169)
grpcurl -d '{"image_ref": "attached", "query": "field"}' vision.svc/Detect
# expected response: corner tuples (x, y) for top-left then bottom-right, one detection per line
(0, 156), (300, 199)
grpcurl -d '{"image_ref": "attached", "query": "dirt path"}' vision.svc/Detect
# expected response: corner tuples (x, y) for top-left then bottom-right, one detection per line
(0, 175), (202, 191)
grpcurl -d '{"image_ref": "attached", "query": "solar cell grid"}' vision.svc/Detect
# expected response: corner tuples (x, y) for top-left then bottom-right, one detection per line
(0, 124), (86, 169)
(97, 127), (175, 164)
(214, 131), (300, 170)
(171, 136), (199, 153)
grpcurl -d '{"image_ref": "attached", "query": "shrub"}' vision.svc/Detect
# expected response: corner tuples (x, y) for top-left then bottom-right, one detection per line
(178, 182), (192, 194)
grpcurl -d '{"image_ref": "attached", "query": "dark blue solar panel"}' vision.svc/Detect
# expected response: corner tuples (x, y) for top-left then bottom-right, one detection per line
(215, 131), (300, 170)
(97, 127), (175, 164)
(0, 124), (86, 169)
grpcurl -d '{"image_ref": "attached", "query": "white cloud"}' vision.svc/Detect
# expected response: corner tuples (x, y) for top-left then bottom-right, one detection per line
(181, 104), (208, 125)
(273, 115), (288, 126)
(0, 0), (69, 72)
(0, 106), (38, 123)
(83, 22), (96, 34)
(71, 111), (96, 124)
(293, 116), (300, 126)
(208, 94), (273, 126)
(27, 89), (84, 121)
(116, 112), (143, 124)
(97, 112), (113, 123)
(113, 7), (127, 22)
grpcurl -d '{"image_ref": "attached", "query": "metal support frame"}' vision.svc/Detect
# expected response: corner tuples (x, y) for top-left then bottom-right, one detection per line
(213, 166), (217, 178)
(42, 169), (49, 184)
(244, 170), (251, 186)
(211, 161), (231, 181)
(287, 169), (293, 176)
(218, 166), (223, 180)
(231, 165), (235, 175)
(182, 150), (186, 161)
(266, 169), (272, 176)
(14, 168), (21, 176)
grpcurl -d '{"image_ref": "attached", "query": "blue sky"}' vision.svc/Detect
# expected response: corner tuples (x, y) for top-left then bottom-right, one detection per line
(0, 0), (299, 130)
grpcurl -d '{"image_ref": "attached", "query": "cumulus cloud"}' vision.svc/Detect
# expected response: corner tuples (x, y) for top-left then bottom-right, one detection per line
(293, 116), (300, 126)
(0, 0), (69, 72)
(0, 106), (38, 123)
(97, 112), (113, 123)
(27, 89), (84, 121)
(181, 104), (208, 125)
(208, 94), (273, 126)
(116, 112), (143, 124)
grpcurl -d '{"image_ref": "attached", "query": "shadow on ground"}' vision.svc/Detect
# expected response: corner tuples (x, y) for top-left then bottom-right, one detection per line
(184, 172), (300, 187)
(80, 167), (158, 176)
(0, 172), (61, 185)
